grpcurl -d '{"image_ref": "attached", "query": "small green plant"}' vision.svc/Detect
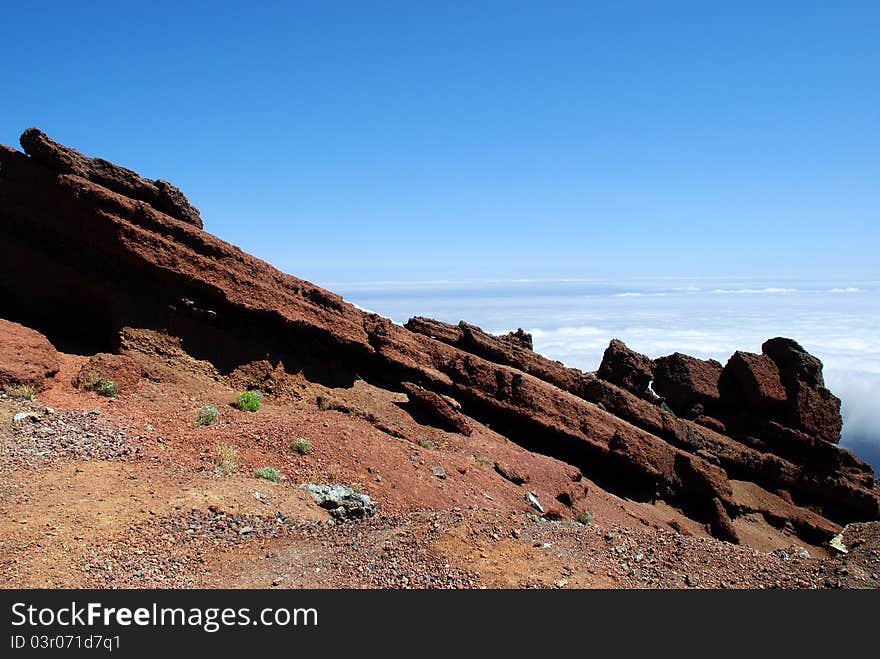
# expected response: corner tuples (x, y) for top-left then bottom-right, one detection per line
(253, 466), (281, 483)
(5, 385), (35, 400)
(351, 482), (363, 493)
(660, 401), (675, 415)
(81, 372), (118, 397)
(236, 390), (262, 412)
(196, 404), (218, 427)
(478, 456), (492, 466)
(418, 438), (435, 450)
(292, 437), (312, 455)
(95, 380), (118, 397)
(577, 510), (593, 526)
(214, 442), (238, 476)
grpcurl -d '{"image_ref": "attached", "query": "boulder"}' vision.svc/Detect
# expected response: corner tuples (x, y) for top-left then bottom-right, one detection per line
(401, 382), (472, 435)
(762, 338), (842, 442)
(596, 339), (654, 396)
(299, 483), (377, 519)
(494, 460), (530, 485)
(709, 497), (740, 544)
(0, 318), (59, 392)
(724, 351), (787, 410)
(652, 353), (722, 414)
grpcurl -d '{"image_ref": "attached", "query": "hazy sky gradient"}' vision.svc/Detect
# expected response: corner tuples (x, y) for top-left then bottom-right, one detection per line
(4, 1), (878, 282)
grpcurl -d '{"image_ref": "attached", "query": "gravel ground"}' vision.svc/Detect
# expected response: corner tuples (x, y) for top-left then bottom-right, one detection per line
(82, 510), (481, 589)
(3, 397), (878, 590)
(1, 399), (145, 468)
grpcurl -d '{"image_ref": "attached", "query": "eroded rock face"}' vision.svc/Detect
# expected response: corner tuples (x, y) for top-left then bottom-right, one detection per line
(652, 353), (722, 414)
(72, 353), (143, 392)
(597, 339), (654, 396)
(1, 129), (875, 548)
(502, 328), (533, 351)
(20, 128), (202, 229)
(724, 351), (787, 410)
(401, 382), (472, 436)
(0, 319), (59, 392)
(762, 338), (842, 442)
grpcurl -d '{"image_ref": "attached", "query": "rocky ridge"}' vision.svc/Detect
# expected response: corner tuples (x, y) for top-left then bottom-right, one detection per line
(1, 129), (877, 553)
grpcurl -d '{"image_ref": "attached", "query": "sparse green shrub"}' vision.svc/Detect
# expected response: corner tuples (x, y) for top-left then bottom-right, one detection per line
(660, 401), (674, 415)
(81, 372), (118, 397)
(292, 437), (312, 455)
(196, 404), (218, 427)
(236, 390), (261, 412)
(478, 456), (492, 466)
(351, 482), (362, 493)
(577, 510), (593, 526)
(214, 443), (238, 476)
(5, 385), (35, 400)
(253, 466), (281, 483)
(95, 380), (118, 397)
(418, 438), (435, 450)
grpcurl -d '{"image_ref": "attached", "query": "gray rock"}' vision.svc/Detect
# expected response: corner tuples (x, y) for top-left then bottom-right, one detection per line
(299, 483), (377, 519)
(431, 466), (446, 479)
(525, 491), (544, 514)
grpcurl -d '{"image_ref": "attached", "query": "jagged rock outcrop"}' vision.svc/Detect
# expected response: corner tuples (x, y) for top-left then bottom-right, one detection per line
(405, 317), (592, 396)
(502, 328), (533, 351)
(1, 129), (876, 548)
(0, 319), (59, 392)
(762, 338), (842, 442)
(652, 352), (723, 413)
(597, 339), (654, 397)
(19, 128), (202, 229)
(724, 351), (787, 411)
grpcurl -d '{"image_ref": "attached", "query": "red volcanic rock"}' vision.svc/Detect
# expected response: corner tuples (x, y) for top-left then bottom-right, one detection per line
(494, 460), (530, 485)
(1, 129), (875, 550)
(501, 328), (533, 351)
(762, 338), (842, 443)
(789, 386), (842, 444)
(0, 319), (59, 392)
(724, 351), (787, 410)
(709, 497), (740, 544)
(404, 317), (463, 344)
(401, 382), (472, 435)
(406, 317), (593, 398)
(652, 353), (722, 414)
(597, 339), (654, 396)
(763, 337), (826, 388)
(20, 128), (202, 228)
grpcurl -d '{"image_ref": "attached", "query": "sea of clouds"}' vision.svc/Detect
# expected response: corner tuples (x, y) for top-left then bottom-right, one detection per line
(330, 277), (880, 470)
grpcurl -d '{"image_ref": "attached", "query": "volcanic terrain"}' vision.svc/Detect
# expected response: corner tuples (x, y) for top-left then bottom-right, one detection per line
(1, 130), (878, 588)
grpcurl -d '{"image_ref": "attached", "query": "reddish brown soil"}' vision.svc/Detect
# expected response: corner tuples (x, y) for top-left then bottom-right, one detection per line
(1, 130), (877, 589)
(2, 330), (876, 589)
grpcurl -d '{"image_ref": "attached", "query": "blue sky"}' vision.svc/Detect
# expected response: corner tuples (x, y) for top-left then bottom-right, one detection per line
(4, 1), (878, 283)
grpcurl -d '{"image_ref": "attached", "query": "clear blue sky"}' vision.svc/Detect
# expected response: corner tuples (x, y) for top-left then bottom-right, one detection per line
(4, 1), (878, 283)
